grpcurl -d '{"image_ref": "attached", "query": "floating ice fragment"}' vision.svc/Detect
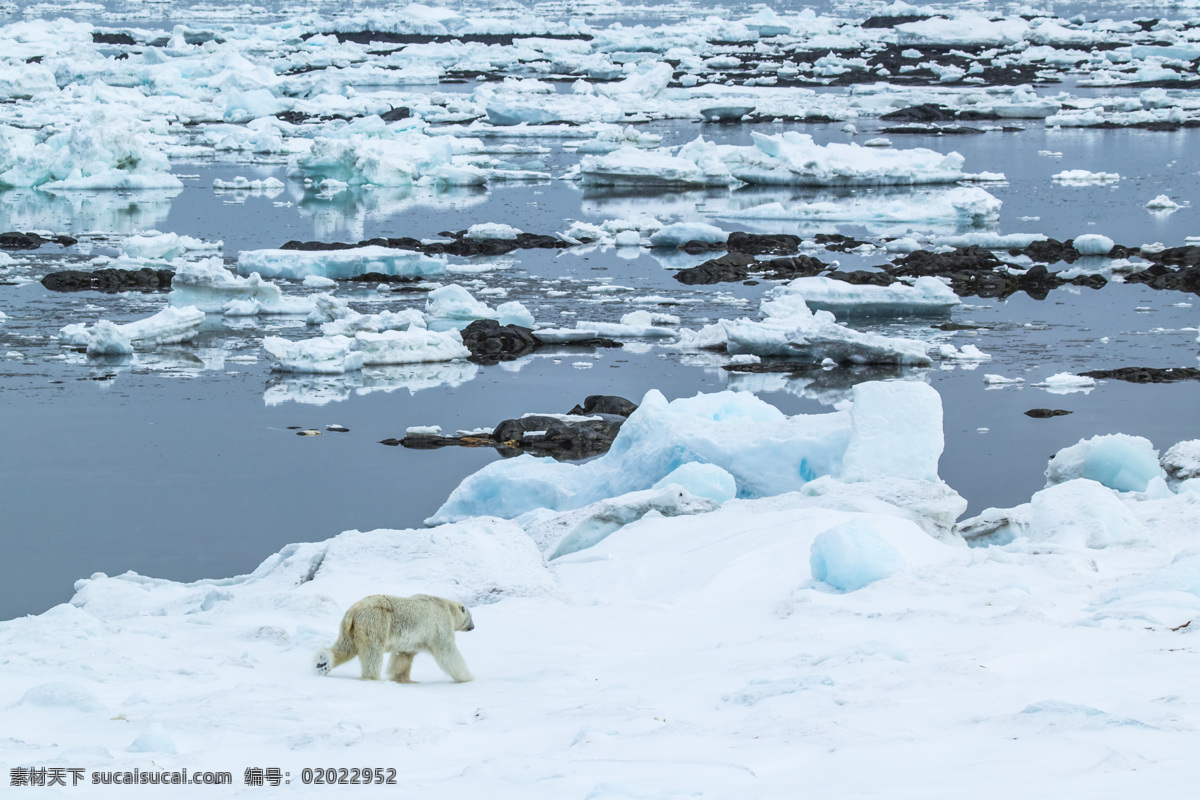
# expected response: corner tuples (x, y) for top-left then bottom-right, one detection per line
(60, 306), (206, 354)
(1052, 170), (1119, 185)
(1034, 372), (1094, 394)
(1073, 234), (1114, 255)
(1145, 194), (1184, 211)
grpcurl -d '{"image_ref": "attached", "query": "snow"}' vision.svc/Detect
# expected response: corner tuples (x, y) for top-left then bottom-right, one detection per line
(1046, 433), (1164, 493)
(237, 247), (446, 281)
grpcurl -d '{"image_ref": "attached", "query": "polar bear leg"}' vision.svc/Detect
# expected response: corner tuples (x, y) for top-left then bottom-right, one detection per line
(387, 652), (415, 683)
(358, 647), (384, 680)
(430, 644), (473, 683)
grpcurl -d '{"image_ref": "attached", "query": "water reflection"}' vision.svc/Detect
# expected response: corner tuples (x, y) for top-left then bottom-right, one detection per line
(0, 188), (180, 235)
(297, 184), (489, 242)
(725, 364), (920, 407)
(263, 360), (479, 406)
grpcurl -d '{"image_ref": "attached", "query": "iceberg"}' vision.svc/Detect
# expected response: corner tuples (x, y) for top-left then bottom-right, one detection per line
(429, 381), (950, 527)
(237, 246), (446, 281)
(1045, 434), (1163, 493)
(0, 111), (181, 191)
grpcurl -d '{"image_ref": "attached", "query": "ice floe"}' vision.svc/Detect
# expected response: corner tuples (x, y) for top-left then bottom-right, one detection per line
(59, 306), (206, 355)
(237, 246), (446, 281)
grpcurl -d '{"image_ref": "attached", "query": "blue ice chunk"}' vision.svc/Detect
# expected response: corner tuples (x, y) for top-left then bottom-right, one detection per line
(651, 462), (737, 504)
(810, 519), (906, 592)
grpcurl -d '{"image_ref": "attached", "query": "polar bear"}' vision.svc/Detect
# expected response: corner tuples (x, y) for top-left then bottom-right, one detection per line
(313, 594), (475, 683)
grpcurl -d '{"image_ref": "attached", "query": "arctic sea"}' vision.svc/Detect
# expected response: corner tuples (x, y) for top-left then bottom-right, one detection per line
(2, 0), (1200, 620)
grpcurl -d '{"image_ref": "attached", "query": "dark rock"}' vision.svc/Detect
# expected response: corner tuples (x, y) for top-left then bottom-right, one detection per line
(0, 232), (77, 250)
(344, 272), (424, 285)
(674, 252), (756, 285)
(380, 107), (411, 122)
(41, 268), (174, 293)
(1025, 409), (1072, 418)
(758, 255), (827, 279)
(723, 361), (823, 374)
(880, 103), (960, 122)
(391, 394), (636, 461)
(814, 233), (872, 252)
(491, 413), (628, 459)
(1079, 367), (1200, 383)
(880, 124), (985, 135)
(1124, 263), (1200, 294)
(1155, 245), (1200, 268)
(725, 231), (802, 255)
(678, 239), (728, 255)
(948, 264), (1105, 300)
(93, 32), (136, 45)
(460, 319), (542, 362)
(280, 240), (359, 251)
(890, 246), (1003, 276)
(567, 395), (638, 417)
(275, 110), (316, 125)
(862, 14), (931, 28)
(828, 270), (895, 287)
(1016, 238), (1082, 264)
(278, 231), (571, 258)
